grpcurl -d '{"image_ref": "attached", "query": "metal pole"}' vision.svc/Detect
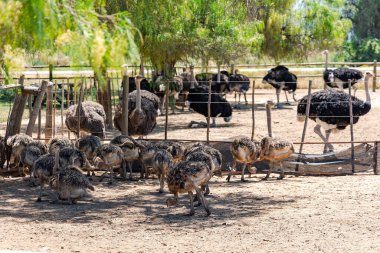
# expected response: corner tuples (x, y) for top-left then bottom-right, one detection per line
(165, 80), (169, 140)
(251, 80), (255, 141)
(374, 141), (378, 175)
(207, 80), (212, 144)
(296, 80), (313, 173)
(348, 80), (355, 173)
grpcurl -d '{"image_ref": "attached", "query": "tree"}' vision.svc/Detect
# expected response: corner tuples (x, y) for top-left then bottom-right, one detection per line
(340, 0), (380, 61)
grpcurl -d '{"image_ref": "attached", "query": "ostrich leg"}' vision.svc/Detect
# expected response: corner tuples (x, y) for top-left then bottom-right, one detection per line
(276, 83), (285, 108)
(284, 91), (290, 105)
(277, 162), (285, 180)
(241, 163), (247, 182)
(324, 129), (334, 153)
(211, 118), (216, 127)
(262, 161), (273, 180)
(226, 159), (237, 182)
(314, 125), (334, 153)
(188, 191), (195, 216)
(195, 187), (211, 216)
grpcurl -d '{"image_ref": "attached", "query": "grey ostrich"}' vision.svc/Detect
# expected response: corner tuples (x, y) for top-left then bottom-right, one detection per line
(166, 152), (215, 216)
(227, 137), (259, 182)
(297, 71), (373, 153)
(258, 136), (294, 180)
(93, 143), (124, 184)
(6, 133), (34, 170)
(33, 154), (56, 201)
(65, 101), (106, 139)
(75, 135), (102, 177)
(50, 165), (95, 204)
(113, 75), (160, 136)
(20, 141), (47, 177)
(152, 149), (173, 193)
(323, 50), (363, 95)
(47, 136), (74, 155)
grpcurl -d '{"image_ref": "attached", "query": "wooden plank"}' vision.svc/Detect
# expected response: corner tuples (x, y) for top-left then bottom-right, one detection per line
(25, 81), (48, 136)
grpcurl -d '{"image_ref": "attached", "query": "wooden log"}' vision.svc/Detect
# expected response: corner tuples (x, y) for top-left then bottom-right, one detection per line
(106, 77), (113, 129)
(77, 82), (84, 137)
(61, 81), (64, 135)
(25, 80), (48, 136)
(207, 80), (212, 144)
(5, 75), (28, 139)
(348, 80), (355, 173)
(121, 71), (129, 136)
(45, 84), (54, 142)
(67, 78), (71, 139)
(296, 81), (313, 172)
(165, 80), (169, 140)
(251, 80), (255, 141)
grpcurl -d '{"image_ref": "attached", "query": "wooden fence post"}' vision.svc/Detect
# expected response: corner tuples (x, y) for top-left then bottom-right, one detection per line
(45, 84), (54, 142)
(373, 60), (377, 92)
(348, 80), (355, 173)
(25, 81), (48, 136)
(251, 80), (255, 141)
(296, 80), (313, 173)
(165, 80), (169, 140)
(121, 70), (129, 136)
(374, 141), (378, 175)
(206, 80), (212, 144)
(265, 100), (274, 137)
(76, 82), (84, 138)
(106, 77), (113, 129)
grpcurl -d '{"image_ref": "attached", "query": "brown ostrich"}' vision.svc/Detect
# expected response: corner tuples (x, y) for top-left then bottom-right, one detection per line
(258, 136), (294, 180)
(227, 137), (259, 182)
(113, 75), (160, 137)
(93, 143), (124, 184)
(75, 135), (102, 177)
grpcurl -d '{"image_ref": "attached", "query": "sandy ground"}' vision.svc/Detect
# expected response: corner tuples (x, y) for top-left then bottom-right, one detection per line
(1, 89), (380, 252)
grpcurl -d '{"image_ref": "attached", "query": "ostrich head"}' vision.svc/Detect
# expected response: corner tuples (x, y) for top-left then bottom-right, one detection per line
(234, 69), (239, 75)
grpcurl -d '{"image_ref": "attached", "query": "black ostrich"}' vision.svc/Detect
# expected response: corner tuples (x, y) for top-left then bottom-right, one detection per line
(195, 72), (230, 94)
(221, 69), (250, 107)
(323, 50), (363, 95)
(297, 71), (373, 153)
(262, 65), (297, 107)
(186, 69), (232, 128)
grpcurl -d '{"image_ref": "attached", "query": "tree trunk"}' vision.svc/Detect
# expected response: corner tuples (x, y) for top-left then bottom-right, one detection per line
(5, 75), (28, 139)
(95, 73), (113, 130)
(25, 81), (48, 136)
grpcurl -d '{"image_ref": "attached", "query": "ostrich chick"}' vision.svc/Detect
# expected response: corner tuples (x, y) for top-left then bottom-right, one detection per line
(228, 137), (259, 182)
(259, 136), (294, 180)
(33, 154), (56, 202)
(50, 165), (95, 204)
(75, 135), (102, 176)
(152, 149), (173, 193)
(94, 143), (124, 184)
(166, 154), (214, 216)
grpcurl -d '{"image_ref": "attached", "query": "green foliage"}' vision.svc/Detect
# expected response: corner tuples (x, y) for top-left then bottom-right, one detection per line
(341, 0), (380, 61)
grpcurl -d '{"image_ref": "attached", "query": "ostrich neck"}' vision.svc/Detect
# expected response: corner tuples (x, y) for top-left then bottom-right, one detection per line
(364, 76), (371, 104)
(136, 81), (141, 111)
(324, 52), (328, 70)
(190, 69), (197, 88)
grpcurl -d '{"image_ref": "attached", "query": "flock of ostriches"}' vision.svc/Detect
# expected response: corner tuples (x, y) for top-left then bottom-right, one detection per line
(1, 50), (374, 216)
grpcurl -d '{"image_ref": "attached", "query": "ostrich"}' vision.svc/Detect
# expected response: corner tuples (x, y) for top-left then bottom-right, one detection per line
(154, 75), (184, 115)
(47, 136), (74, 155)
(113, 75), (160, 136)
(221, 69), (250, 106)
(20, 141), (47, 177)
(6, 133), (33, 169)
(166, 152), (215, 216)
(262, 65), (297, 107)
(50, 165), (95, 204)
(152, 149), (173, 193)
(258, 136), (294, 180)
(297, 71), (373, 153)
(93, 143), (124, 184)
(323, 50), (363, 95)
(110, 135), (143, 180)
(33, 154), (56, 202)
(227, 137), (259, 182)
(186, 82), (233, 128)
(65, 101), (106, 139)
(195, 71), (230, 94)
(75, 135), (102, 177)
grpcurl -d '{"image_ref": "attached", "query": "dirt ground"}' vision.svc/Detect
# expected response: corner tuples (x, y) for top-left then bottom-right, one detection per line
(1, 89), (380, 253)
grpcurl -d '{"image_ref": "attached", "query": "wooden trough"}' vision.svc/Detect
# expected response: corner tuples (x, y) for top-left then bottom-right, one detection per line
(211, 140), (377, 176)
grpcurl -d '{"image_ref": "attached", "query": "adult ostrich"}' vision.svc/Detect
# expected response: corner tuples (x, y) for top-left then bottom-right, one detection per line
(113, 75), (160, 136)
(297, 71), (373, 153)
(323, 50), (363, 95)
(221, 69), (250, 107)
(186, 70), (232, 127)
(262, 65), (297, 107)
